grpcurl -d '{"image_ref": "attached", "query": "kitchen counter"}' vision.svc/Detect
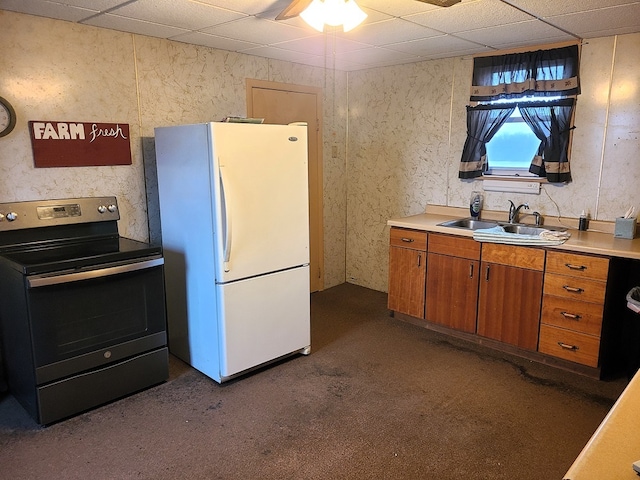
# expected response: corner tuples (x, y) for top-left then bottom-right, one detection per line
(563, 371), (640, 480)
(388, 206), (640, 260)
(390, 205), (640, 476)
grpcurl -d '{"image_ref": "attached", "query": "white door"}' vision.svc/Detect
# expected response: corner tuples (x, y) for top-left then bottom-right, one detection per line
(210, 123), (310, 284)
(217, 266), (311, 378)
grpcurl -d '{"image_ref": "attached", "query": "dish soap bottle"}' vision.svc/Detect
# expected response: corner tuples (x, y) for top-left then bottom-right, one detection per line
(578, 210), (589, 231)
(470, 191), (483, 218)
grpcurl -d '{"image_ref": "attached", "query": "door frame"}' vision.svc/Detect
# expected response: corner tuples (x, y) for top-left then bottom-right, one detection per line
(246, 78), (324, 291)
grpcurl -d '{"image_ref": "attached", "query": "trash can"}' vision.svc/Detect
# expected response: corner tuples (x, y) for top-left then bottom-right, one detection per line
(624, 287), (640, 379)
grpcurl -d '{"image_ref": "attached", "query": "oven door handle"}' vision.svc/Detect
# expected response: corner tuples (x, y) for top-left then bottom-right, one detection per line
(27, 257), (164, 288)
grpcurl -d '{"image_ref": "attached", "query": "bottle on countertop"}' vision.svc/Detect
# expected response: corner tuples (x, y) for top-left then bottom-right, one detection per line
(470, 191), (483, 218)
(578, 210), (589, 231)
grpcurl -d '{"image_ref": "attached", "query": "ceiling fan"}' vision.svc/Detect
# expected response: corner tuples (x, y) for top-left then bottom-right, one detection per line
(275, 0), (462, 22)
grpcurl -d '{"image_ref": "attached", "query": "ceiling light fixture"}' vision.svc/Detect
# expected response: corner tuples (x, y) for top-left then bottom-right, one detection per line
(300, 0), (368, 32)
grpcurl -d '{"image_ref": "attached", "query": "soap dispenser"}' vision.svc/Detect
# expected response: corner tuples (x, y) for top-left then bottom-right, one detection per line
(470, 191), (483, 218)
(578, 210), (589, 231)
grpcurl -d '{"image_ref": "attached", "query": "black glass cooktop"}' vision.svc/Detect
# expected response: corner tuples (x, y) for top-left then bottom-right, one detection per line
(0, 236), (162, 275)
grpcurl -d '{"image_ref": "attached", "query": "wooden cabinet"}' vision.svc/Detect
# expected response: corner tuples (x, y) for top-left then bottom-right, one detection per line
(388, 227), (427, 319)
(477, 244), (545, 351)
(386, 224), (618, 376)
(426, 234), (480, 333)
(538, 251), (609, 367)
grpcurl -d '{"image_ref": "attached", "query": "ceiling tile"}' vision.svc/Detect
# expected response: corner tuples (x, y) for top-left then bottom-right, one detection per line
(504, 0), (640, 18)
(108, 0), (246, 30)
(407, 0), (533, 34)
(1, 0), (98, 22)
(357, 0), (441, 17)
(387, 34), (484, 57)
(545, 5), (640, 38)
(239, 45), (324, 66)
(335, 18), (442, 46)
(196, 0), (285, 16)
(83, 13), (190, 38)
(170, 31), (261, 51)
(275, 34), (369, 56)
(334, 46), (419, 64)
(201, 16), (313, 45)
(455, 19), (576, 47)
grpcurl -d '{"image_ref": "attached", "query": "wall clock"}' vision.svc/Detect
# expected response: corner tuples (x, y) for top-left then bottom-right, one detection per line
(0, 96), (17, 137)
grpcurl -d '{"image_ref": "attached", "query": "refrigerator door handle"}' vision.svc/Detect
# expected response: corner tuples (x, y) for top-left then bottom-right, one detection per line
(219, 164), (232, 272)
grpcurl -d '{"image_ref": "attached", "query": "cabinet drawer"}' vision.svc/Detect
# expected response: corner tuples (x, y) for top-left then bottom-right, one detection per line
(543, 273), (606, 304)
(538, 324), (600, 368)
(481, 243), (545, 271)
(390, 228), (427, 251)
(428, 233), (480, 260)
(541, 294), (604, 336)
(545, 251), (609, 281)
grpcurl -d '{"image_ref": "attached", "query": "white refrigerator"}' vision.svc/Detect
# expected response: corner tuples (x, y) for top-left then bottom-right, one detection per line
(154, 122), (311, 383)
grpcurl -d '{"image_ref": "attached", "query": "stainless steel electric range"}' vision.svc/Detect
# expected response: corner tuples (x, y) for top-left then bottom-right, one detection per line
(0, 196), (168, 425)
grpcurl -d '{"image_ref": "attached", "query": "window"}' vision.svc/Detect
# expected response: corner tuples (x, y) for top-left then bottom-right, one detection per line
(459, 44), (580, 183)
(484, 97), (562, 176)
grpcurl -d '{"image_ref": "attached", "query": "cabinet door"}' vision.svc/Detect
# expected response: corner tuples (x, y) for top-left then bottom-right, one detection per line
(388, 246), (426, 319)
(477, 262), (543, 351)
(426, 253), (479, 333)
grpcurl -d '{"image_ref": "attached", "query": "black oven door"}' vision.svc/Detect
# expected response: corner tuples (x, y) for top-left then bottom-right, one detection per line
(25, 256), (167, 385)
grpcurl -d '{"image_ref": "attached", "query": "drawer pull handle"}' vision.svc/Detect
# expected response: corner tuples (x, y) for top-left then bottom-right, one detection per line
(417, 253), (422, 268)
(563, 285), (584, 294)
(401, 238), (415, 243)
(558, 342), (579, 351)
(565, 263), (586, 271)
(469, 263), (474, 278)
(560, 311), (581, 320)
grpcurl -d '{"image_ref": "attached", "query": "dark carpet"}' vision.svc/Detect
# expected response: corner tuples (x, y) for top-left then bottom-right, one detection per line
(0, 283), (627, 479)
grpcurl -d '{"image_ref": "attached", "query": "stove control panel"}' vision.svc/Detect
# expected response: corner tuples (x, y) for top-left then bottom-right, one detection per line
(37, 204), (81, 220)
(0, 196), (120, 231)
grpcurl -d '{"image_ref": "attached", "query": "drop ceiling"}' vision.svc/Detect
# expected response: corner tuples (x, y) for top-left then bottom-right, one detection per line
(2, 0), (640, 71)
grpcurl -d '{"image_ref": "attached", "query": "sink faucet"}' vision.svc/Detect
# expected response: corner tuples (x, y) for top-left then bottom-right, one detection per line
(508, 201), (529, 223)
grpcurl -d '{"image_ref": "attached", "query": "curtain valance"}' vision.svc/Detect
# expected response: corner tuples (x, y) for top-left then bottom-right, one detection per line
(470, 45), (580, 102)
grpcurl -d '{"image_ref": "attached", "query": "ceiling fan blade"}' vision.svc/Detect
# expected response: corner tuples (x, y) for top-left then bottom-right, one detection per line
(415, 0), (462, 7)
(275, 0), (314, 21)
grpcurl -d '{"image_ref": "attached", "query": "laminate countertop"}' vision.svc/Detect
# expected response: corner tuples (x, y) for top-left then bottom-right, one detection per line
(387, 206), (640, 261)
(563, 370), (640, 480)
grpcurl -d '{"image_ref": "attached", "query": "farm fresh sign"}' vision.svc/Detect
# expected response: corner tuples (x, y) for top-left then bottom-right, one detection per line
(29, 121), (132, 167)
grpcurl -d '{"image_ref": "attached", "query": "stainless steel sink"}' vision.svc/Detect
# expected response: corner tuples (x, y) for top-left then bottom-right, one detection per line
(502, 224), (566, 235)
(438, 217), (567, 234)
(437, 218), (500, 230)
(501, 224), (546, 235)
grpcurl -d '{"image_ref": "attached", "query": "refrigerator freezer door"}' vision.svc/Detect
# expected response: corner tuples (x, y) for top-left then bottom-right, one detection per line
(211, 123), (309, 284)
(217, 266), (310, 379)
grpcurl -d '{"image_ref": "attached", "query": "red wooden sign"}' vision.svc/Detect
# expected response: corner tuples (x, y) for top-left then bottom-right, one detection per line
(29, 121), (132, 167)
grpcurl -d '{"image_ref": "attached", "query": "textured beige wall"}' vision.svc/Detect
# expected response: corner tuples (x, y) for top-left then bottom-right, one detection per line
(2, 10), (638, 294)
(347, 34), (640, 292)
(0, 10), (347, 289)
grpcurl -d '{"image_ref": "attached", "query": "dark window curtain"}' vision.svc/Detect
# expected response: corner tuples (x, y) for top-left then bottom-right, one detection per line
(470, 45), (580, 102)
(519, 98), (575, 183)
(459, 104), (516, 179)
